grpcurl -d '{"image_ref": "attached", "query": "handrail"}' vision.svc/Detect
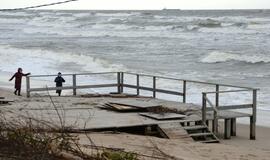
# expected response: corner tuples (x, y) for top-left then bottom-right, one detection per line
(123, 72), (258, 90)
(28, 72), (118, 78)
(202, 89), (255, 94)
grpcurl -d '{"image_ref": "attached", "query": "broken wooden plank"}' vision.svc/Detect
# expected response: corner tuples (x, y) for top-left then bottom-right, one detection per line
(108, 99), (161, 109)
(106, 103), (140, 112)
(139, 113), (186, 120)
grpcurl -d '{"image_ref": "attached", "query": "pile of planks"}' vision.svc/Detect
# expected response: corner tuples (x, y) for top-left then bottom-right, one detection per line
(0, 97), (14, 105)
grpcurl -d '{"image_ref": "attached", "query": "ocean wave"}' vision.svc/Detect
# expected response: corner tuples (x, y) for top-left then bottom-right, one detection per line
(197, 19), (222, 28)
(0, 18), (27, 24)
(95, 12), (138, 17)
(0, 45), (124, 74)
(201, 51), (270, 64)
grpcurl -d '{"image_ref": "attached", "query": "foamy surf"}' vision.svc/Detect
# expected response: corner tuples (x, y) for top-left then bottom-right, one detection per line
(201, 51), (270, 64)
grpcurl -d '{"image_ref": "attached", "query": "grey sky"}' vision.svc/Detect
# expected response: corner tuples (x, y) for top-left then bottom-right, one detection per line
(1, 0), (269, 10)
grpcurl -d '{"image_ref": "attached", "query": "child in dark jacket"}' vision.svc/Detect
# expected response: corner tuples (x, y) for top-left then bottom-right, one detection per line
(9, 68), (30, 96)
(54, 72), (65, 96)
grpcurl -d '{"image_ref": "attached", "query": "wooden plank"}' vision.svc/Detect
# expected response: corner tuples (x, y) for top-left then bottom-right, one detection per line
(183, 125), (207, 130)
(108, 99), (161, 109)
(197, 139), (219, 143)
(139, 113), (186, 120)
(189, 132), (212, 137)
(0, 99), (14, 104)
(106, 103), (140, 112)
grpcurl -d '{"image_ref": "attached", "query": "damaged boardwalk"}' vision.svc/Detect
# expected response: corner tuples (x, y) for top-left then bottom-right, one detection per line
(17, 72), (258, 143)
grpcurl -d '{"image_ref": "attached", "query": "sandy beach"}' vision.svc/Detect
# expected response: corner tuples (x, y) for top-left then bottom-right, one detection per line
(1, 88), (270, 160)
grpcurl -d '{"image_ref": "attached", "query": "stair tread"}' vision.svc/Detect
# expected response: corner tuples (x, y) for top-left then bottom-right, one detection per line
(189, 132), (213, 137)
(183, 125), (207, 130)
(198, 139), (220, 143)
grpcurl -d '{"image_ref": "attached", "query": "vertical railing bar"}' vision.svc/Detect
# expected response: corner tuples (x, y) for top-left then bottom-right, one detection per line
(26, 76), (30, 98)
(136, 74), (140, 95)
(183, 80), (186, 103)
(120, 72), (124, 93)
(153, 76), (156, 98)
(202, 93), (207, 124)
(213, 84), (219, 134)
(117, 72), (121, 93)
(250, 89), (257, 140)
(72, 74), (77, 96)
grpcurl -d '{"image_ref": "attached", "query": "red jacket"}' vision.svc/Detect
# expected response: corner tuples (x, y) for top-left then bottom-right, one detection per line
(10, 72), (30, 89)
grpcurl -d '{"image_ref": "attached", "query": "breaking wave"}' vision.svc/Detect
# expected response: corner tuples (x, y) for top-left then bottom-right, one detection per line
(0, 45), (124, 74)
(201, 51), (270, 64)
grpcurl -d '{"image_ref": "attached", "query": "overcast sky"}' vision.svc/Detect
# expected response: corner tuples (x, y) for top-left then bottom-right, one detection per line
(1, 0), (270, 10)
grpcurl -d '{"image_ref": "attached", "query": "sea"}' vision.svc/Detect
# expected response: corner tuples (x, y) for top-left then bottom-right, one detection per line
(0, 9), (270, 126)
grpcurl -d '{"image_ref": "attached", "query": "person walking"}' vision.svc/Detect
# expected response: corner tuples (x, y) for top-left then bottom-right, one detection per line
(9, 68), (30, 96)
(54, 72), (65, 96)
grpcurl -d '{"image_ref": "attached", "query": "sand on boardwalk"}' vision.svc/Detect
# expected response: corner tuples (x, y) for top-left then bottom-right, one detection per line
(1, 88), (270, 160)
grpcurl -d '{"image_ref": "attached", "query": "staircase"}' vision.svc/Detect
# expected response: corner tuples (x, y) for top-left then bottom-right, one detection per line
(181, 120), (219, 143)
(157, 120), (219, 143)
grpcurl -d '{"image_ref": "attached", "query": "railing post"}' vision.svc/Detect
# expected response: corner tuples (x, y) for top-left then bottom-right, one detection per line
(250, 89), (257, 140)
(72, 74), (77, 96)
(202, 93), (207, 124)
(215, 84), (219, 107)
(26, 76), (30, 98)
(120, 72), (124, 93)
(153, 76), (156, 98)
(117, 72), (121, 93)
(183, 80), (186, 103)
(136, 74), (140, 95)
(213, 84), (219, 134)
